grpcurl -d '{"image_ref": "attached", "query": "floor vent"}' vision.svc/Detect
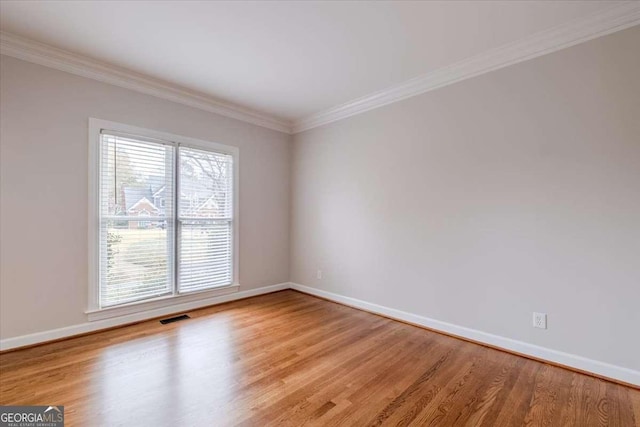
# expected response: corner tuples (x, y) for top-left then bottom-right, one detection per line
(159, 314), (190, 324)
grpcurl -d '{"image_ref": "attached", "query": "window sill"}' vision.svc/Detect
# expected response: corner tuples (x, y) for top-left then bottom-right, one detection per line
(85, 284), (240, 321)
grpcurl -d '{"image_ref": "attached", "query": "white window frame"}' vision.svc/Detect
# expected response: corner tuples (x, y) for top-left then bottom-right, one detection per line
(87, 118), (240, 320)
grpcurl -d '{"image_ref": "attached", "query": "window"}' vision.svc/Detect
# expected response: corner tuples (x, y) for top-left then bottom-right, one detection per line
(89, 119), (238, 312)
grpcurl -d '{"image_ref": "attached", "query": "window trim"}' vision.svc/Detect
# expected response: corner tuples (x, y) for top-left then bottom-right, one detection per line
(87, 118), (240, 316)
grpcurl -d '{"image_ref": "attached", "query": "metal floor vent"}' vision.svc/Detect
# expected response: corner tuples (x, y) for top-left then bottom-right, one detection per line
(160, 314), (190, 324)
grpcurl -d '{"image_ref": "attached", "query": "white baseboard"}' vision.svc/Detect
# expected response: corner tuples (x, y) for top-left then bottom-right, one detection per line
(0, 282), (289, 351)
(289, 283), (640, 387)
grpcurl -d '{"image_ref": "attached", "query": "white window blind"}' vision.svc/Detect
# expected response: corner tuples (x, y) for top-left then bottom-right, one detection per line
(178, 147), (234, 293)
(98, 131), (234, 308)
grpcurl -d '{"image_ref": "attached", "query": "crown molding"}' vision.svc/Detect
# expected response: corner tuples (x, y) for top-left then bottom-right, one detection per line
(2, 2), (638, 136)
(292, 2), (640, 133)
(0, 31), (293, 134)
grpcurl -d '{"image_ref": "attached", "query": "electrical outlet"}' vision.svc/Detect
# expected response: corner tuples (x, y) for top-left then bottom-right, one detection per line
(317, 270), (322, 280)
(533, 312), (547, 329)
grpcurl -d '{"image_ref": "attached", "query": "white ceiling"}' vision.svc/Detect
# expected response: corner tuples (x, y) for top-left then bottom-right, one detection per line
(0, 1), (626, 123)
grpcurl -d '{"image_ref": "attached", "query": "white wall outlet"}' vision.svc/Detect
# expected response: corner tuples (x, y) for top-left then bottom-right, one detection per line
(533, 312), (547, 329)
(317, 270), (322, 280)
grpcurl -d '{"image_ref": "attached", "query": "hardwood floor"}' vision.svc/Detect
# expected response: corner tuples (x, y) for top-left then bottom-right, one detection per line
(1, 290), (638, 426)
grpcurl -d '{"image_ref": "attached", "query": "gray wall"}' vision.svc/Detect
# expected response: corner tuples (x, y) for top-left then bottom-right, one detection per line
(291, 26), (640, 371)
(0, 55), (291, 338)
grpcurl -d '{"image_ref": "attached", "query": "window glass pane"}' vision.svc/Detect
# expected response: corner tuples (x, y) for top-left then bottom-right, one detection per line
(100, 134), (173, 218)
(101, 220), (173, 307)
(179, 220), (232, 293)
(99, 133), (174, 307)
(179, 147), (232, 219)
